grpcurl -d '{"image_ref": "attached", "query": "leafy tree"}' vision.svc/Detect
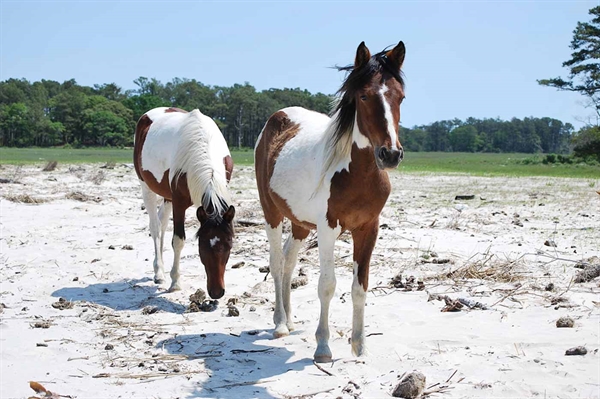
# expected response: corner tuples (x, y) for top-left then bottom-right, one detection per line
(572, 126), (600, 160)
(538, 6), (600, 122)
(449, 125), (477, 152)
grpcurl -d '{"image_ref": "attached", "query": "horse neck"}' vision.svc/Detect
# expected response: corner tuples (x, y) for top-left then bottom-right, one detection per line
(321, 111), (372, 173)
(172, 115), (230, 214)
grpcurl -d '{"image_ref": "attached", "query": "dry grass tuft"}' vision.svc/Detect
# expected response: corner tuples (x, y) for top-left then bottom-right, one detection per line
(42, 161), (58, 172)
(3, 193), (47, 204)
(431, 254), (524, 283)
(89, 170), (106, 185)
(65, 191), (102, 203)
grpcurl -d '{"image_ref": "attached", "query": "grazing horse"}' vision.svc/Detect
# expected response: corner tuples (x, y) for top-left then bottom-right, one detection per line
(134, 107), (235, 299)
(255, 41), (406, 362)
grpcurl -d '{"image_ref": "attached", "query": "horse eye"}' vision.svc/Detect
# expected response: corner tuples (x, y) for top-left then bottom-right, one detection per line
(360, 95), (367, 101)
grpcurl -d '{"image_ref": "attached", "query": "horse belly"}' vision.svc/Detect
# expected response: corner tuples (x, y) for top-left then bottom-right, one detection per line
(269, 129), (329, 227)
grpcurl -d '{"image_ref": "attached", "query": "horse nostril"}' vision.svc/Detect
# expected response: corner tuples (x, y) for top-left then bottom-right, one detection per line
(378, 147), (387, 161)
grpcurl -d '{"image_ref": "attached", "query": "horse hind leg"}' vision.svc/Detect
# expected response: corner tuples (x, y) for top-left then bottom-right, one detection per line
(281, 223), (309, 332)
(158, 199), (172, 255)
(264, 215), (290, 338)
(140, 182), (166, 284)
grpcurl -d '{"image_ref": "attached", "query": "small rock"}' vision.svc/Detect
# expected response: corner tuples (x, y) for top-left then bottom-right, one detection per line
(189, 289), (207, 304)
(291, 276), (308, 289)
(108, 245), (115, 250)
(36, 343), (48, 347)
(142, 306), (159, 315)
(105, 344), (114, 350)
(545, 283), (555, 291)
(392, 371), (426, 398)
(51, 297), (73, 310)
(121, 245), (134, 250)
(259, 266), (270, 273)
(0, 303), (5, 314)
(173, 367), (181, 373)
(73, 276), (79, 282)
(158, 366), (167, 372)
(227, 305), (240, 317)
(231, 261), (245, 269)
(544, 240), (557, 247)
(32, 321), (51, 329)
(432, 258), (450, 264)
(227, 297), (238, 306)
(556, 316), (575, 328)
(249, 306), (256, 312)
(565, 346), (587, 356)
(102, 288), (109, 293)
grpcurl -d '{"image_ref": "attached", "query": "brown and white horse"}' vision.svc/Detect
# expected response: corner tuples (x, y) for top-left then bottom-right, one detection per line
(255, 41), (405, 362)
(134, 107), (235, 299)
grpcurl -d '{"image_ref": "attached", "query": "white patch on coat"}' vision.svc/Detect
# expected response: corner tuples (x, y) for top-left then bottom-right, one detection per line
(379, 85), (399, 150)
(209, 236), (220, 248)
(268, 107), (372, 226)
(140, 107), (231, 215)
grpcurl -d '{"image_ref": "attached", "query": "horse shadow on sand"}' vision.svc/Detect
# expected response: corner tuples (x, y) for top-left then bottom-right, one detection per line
(51, 277), (187, 314)
(156, 331), (311, 399)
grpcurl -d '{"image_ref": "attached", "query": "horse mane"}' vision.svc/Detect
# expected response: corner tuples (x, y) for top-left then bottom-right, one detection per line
(321, 48), (405, 178)
(171, 109), (231, 220)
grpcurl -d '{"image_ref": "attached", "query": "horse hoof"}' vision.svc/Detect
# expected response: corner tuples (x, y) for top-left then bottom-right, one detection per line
(154, 277), (165, 284)
(273, 326), (290, 338)
(168, 284), (181, 292)
(313, 353), (332, 363)
(351, 341), (366, 357)
(314, 344), (332, 363)
(286, 322), (296, 332)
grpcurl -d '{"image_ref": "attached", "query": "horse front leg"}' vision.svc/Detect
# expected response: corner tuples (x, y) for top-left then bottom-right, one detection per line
(140, 182), (166, 284)
(169, 198), (186, 292)
(314, 223), (341, 363)
(350, 219), (378, 357)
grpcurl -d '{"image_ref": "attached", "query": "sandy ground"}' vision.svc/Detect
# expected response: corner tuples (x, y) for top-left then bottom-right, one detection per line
(1, 163), (599, 399)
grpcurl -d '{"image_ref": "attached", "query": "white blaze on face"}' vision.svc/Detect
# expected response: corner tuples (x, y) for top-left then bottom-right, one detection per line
(379, 85), (399, 151)
(209, 236), (220, 248)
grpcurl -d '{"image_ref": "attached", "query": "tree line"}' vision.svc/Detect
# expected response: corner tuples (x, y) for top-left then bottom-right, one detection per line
(0, 76), (581, 155)
(0, 77), (331, 149)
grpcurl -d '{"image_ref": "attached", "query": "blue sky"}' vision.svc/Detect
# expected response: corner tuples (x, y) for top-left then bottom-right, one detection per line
(1, 0), (596, 129)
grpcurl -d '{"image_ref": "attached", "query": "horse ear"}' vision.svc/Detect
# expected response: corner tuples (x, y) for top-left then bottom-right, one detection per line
(386, 41), (406, 69)
(223, 205), (235, 223)
(196, 206), (208, 223)
(354, 41), (371, 69)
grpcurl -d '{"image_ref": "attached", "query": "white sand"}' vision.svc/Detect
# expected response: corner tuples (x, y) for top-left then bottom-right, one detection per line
(1, 163), (599, 399)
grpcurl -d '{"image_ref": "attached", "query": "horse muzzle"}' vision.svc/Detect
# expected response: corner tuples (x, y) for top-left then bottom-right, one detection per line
(375, 146), (404, 169)
(208, 286), (225, 299)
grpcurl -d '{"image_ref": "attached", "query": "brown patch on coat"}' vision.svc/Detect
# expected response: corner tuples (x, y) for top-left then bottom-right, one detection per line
(255, 111), (316, 234)
(223, 155), (233, 183)
(133, 114), (153, 181)
(165, 107), (188, 113)
(326, 144), (391, 231)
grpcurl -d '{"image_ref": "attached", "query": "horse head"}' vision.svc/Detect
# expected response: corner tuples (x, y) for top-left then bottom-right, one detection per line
(340, 41), (406, 170)
(195, 205), (235, 299)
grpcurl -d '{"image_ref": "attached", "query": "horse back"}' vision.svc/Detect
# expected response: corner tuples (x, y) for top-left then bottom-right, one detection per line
(134, 107), (190, 199)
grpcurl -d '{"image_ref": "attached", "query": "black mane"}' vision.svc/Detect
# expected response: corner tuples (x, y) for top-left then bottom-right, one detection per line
(330, 49), (405, 148)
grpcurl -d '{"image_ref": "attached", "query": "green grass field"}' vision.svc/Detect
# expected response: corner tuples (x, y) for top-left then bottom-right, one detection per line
(1, 147), (599, 178)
